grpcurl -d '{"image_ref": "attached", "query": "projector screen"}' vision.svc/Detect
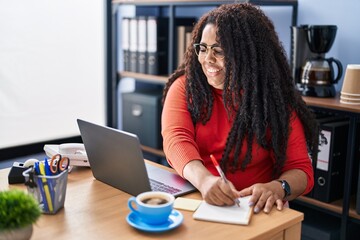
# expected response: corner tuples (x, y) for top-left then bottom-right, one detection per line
(0, 0), (107, 149)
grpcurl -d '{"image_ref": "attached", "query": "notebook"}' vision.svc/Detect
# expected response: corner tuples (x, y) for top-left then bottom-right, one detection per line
(77, 119), (196, 197)
(193, 195), (253, 225)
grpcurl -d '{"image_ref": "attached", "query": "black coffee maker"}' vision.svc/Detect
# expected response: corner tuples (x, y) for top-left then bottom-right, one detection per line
(299, 25), (343, 97)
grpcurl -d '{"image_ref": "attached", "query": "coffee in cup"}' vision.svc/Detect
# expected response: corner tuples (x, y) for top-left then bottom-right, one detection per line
(128, 191), (175, 225)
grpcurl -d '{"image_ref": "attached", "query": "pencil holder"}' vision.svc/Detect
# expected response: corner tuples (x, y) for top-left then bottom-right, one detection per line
(23, 168), (68, 214)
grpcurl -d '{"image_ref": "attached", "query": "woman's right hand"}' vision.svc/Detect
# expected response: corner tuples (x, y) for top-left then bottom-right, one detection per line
(183, 160), (239, 206)
(199, 175), (239, 206)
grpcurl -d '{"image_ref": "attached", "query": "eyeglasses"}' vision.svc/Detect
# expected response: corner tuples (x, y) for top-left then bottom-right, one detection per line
(193, 43), (225, 59)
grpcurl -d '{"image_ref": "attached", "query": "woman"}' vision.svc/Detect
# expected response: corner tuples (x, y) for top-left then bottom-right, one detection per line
(161, 3), (318, 214)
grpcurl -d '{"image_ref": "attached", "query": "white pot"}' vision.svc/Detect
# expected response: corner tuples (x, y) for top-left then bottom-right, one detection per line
(0, 224), (33, 240)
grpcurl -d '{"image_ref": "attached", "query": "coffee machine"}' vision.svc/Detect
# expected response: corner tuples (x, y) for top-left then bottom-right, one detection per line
(291, 25), (343, 98)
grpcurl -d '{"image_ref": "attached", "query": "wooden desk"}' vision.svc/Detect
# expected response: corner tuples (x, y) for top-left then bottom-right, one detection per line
(0, 164), (303, 240)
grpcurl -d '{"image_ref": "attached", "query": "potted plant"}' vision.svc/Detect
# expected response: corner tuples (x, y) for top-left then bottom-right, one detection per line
(0, 189), (41, 240)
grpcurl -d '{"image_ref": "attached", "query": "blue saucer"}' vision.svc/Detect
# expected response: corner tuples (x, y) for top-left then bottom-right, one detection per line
(126, 210), (183, 233)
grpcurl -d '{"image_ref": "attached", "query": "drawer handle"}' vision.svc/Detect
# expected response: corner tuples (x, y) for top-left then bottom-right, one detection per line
(132, 104), (143, 117)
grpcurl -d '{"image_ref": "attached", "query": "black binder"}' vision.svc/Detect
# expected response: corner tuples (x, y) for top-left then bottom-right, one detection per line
(305, 115), (348, 198)
(313, 121), (349, 203)
(137, 16), (147, 74)
(146, 17), (168, 75)
(353, 123), (360, 214)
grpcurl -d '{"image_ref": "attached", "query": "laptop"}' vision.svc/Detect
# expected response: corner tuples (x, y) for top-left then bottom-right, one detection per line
(77, 119), (196, 197)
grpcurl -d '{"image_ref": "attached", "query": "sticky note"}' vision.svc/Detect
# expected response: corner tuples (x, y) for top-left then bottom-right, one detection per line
(174, 197), (202, 211)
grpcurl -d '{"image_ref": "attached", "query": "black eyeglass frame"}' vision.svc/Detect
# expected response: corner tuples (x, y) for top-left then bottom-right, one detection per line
(193, 43), (225, 59)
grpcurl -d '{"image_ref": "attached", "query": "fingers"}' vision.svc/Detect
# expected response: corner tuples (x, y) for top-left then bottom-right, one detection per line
(203, 178), (238, 206)
(240, 183), (284, 214)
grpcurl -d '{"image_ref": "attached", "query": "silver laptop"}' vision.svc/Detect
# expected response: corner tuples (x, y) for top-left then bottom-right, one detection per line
(77, 119), (196, 197)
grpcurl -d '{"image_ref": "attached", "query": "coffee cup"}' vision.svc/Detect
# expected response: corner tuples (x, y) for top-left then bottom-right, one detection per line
(341, 64), (360, 95)
(128, 191), (175, 225)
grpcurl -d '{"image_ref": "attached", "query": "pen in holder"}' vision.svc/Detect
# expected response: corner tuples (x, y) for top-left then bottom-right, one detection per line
(23, 167), (68, 214)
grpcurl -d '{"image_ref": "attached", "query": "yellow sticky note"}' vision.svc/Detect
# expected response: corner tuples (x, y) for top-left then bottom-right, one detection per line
(174, 197), (202, 211)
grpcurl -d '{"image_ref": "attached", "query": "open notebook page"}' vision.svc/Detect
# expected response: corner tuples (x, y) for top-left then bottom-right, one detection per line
(193, 195), (253, 225)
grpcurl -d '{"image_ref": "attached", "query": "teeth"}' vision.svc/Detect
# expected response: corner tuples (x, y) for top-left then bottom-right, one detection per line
(207, 68), (220, 73)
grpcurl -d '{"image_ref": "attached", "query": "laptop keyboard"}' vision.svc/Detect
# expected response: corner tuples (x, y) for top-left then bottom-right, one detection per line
(149, 179), (182, 195)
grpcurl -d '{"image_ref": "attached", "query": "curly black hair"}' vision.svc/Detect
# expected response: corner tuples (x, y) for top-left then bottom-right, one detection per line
(162, 3), (318, 175)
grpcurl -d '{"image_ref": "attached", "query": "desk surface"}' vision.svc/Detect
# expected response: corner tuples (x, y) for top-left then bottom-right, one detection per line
(0, 163), (303, 240)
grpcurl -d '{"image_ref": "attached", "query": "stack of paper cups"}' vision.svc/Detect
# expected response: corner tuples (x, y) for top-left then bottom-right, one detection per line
(340, 64), (360, 105)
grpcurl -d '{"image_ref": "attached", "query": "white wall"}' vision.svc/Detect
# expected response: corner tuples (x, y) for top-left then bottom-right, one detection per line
(0, 0), (106, 149)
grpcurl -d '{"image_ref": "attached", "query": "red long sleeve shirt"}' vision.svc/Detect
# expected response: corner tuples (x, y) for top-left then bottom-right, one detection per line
(162, 75), (314, 195)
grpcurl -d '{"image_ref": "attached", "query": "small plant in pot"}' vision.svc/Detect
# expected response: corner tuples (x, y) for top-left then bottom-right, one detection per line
(0, 189), (41, 240)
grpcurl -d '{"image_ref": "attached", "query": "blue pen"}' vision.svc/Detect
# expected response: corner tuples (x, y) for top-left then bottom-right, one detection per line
(44, 158), (55, 204)
(39, 162), (54, 212)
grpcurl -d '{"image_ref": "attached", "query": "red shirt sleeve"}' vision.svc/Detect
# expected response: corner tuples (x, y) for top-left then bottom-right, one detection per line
(283, 113), (315, 195)
(161, 76), (203, 177)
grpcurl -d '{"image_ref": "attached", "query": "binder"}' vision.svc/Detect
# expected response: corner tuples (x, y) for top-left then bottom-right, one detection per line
(353, 123), (360, 214)
(146, 17), (195, 75)
(313, 121), (349, 203)
(121, 18), (130, 71)
(306, 115), (348, 198)
(129, 17), (138, 73)
(146, 17), (168, 75)
(137, 16), (147, 74)
(174, 18), (195, 69)
(176, 25), (192, 67)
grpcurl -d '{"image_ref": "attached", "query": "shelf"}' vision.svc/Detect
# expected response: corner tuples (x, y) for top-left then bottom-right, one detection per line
(113, 0), (298, 6)
(119, 71), (167, 84)
(302, 94), (360, 114)
(141, 145), (166, 158)
(296, 196), (360, 221)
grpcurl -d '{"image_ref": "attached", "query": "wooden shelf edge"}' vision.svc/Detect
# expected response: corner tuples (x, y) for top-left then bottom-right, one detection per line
(113, 0), (298, 6)
(141, 145), (166, 158)
(302, 93), (360, 114)
(119, 71), (168, 84)
(296, 196), (360, 221)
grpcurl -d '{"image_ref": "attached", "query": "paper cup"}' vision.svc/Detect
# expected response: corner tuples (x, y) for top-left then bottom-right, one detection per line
(341, 64), (360, 95)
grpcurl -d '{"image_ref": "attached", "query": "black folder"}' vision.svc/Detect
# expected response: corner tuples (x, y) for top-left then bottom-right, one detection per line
(137, 16), (147, 74)
(146, 17), (168, 75)
(313, 121), (349, 203)
(305, 115), (348, 198)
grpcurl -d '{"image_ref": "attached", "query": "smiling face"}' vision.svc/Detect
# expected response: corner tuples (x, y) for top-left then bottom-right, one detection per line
(198, 24), (226, 90)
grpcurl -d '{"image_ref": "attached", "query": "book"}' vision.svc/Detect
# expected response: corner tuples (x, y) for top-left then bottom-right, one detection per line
(193, 195), (253, 225)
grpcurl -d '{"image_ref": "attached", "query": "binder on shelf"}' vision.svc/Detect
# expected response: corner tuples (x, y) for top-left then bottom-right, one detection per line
(129, 17), (138, 73)
(137, 16), (147, 74)
(146, 17), (168, 75)
(305, 114), (348, 198)
(121, 17), (130, 71)
(313, 121), (349, 203)
(174, 18), (195, 69)
(176, 25), (193, 67)
(353, 123), (360, 214)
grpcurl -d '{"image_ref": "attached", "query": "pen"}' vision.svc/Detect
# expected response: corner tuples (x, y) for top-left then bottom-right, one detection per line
(39, 162), (54, 212)
(210, 154), (240, 207)
(34, 162), (49, 212)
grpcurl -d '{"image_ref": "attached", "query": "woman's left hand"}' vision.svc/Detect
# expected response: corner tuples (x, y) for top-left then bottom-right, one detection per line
(238, 181), (285, 214)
